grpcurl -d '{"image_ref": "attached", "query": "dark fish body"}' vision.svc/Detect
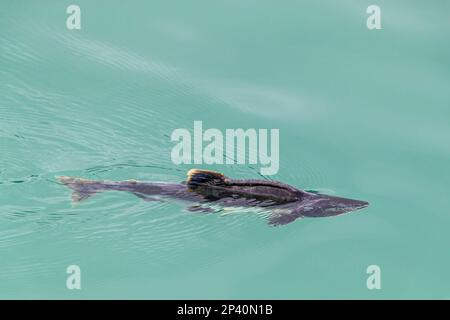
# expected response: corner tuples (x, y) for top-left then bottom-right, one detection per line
(58, 169), (369, 226)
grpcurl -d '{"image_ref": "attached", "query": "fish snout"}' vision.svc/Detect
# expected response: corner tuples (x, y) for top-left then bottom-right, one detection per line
(301, 194), (369, 217)
(330, 197), (369, 213)
(345, 199), (369, 211)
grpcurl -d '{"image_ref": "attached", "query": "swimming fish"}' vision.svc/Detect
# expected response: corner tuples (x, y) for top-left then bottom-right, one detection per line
(58, 169), (369, 226)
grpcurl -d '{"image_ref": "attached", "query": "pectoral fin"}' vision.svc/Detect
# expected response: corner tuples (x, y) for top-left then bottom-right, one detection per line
(187, 205), (214, 213)
(268, 209), (304, 226)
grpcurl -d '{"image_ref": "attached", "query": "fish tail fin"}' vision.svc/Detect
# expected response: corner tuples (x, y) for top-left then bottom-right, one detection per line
(57, 176), (101, 203)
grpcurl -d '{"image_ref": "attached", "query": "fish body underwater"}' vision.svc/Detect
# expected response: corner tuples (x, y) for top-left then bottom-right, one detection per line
(58, 169), (369, 226)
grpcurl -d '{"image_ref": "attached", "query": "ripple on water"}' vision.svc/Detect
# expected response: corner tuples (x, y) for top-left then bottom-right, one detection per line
(0, 19), (316, 280)
(0, 163), (274, 263)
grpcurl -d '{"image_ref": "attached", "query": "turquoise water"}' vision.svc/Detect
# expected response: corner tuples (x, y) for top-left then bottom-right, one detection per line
(1, 0), (450, 299)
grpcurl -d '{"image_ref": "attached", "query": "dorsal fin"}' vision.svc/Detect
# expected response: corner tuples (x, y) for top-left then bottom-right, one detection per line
(186, 169), (228, 189)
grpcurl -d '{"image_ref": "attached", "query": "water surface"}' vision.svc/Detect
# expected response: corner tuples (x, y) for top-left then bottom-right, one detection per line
(1, 0), (450, 299)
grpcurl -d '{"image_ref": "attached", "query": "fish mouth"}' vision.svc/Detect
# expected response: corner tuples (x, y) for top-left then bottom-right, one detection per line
(326, 197), (369, 213)
(348, 200), (369, 211)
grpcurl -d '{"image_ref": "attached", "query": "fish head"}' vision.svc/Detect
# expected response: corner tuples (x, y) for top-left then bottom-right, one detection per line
(300, 194), (369, 218)
(267, 193), (369, 226)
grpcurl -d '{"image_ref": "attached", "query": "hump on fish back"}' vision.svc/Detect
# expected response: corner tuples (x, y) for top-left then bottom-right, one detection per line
(186, 169), (229, 189)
